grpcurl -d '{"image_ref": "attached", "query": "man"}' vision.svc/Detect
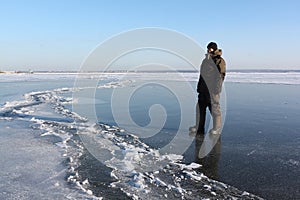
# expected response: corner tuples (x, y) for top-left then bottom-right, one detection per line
(196, 42), (226, 135)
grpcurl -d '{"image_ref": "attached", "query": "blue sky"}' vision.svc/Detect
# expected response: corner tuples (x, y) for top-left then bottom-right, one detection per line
(1, 0), (300, 71)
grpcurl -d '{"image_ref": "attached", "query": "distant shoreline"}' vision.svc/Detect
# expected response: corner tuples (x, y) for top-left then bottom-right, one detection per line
(1, 69), (300, 74)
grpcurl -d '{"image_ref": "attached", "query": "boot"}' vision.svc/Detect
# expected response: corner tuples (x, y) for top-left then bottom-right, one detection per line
(209, 115), (222, 135)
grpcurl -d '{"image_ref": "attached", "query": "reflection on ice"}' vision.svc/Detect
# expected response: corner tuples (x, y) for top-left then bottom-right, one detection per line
(195, 134), (222, 180)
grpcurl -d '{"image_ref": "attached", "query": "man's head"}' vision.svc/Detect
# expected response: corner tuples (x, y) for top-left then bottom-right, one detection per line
(207, 42), (218, 53)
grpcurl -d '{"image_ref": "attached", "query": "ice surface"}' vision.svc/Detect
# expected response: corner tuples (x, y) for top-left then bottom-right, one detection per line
(0, 120), (98, 200)
(0, 73), (267, 199)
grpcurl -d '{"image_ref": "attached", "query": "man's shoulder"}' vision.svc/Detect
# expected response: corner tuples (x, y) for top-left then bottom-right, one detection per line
(215, 55), (225, 60)
(213, 56), (225, 63)
(218, 56), (226, 64)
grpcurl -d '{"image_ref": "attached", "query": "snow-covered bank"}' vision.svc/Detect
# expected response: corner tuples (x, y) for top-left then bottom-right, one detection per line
(1, 71), (300, 85)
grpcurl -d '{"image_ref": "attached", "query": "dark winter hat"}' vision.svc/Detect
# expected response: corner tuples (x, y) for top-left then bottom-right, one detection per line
(207, 42), (218, 51)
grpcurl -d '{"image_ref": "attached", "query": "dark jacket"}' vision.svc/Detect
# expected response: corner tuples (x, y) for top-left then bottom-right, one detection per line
(197, 49), (226, 94)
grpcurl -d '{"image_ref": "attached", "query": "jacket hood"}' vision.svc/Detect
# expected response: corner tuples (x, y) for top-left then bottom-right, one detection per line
(213, 49), (222, 56)
(206, 49), (222, 57)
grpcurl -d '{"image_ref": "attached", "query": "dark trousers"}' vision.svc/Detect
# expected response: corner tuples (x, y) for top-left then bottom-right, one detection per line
(197, 92), (211, 134)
